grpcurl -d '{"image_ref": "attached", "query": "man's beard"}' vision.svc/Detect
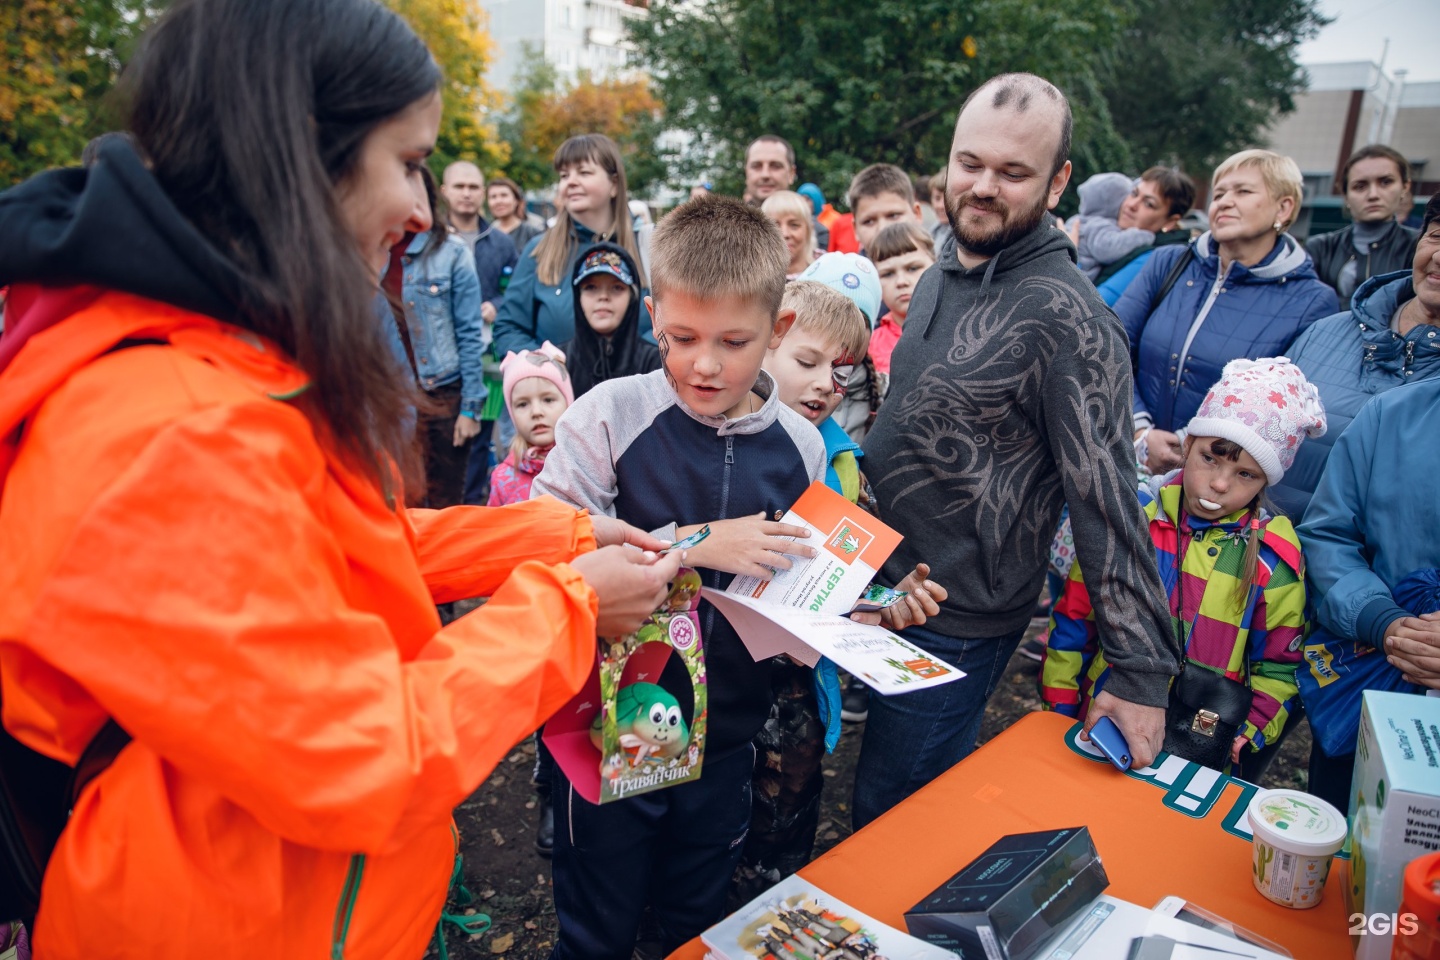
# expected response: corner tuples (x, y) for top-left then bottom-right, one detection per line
(945, 186), (1050, 258)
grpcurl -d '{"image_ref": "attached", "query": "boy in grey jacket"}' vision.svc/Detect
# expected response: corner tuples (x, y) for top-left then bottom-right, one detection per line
(532, 196), (825, 960)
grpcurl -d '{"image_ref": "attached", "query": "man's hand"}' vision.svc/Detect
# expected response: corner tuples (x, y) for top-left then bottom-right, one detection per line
(453, 415), (482, 446)
(481, 301), (497, 323)
(570, 547), (684, 637)
(879, 563), (948, 631)
(680, 513), (817, 579)
(1143, 428), (1184, 472)
(1082, 690), (1166, 769)
(1385, 612), (1440, 689)
(589, 515), (670, 553)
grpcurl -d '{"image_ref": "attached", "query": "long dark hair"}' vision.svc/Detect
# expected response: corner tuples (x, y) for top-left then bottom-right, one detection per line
(121, 0), (440, 487)
(418, 165), (450, 259)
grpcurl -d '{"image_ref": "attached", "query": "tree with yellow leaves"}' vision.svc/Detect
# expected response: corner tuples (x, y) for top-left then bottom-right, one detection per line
(499, 47), (666, 194)
(1, 0), (154, 186)
(380, 0), (508, 175)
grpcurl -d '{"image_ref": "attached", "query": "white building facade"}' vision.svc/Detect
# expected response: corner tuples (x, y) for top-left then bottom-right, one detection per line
(480, 0), (649, 91)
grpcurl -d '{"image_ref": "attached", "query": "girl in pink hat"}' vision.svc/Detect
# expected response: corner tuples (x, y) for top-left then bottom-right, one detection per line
(487, 341), (575, 506)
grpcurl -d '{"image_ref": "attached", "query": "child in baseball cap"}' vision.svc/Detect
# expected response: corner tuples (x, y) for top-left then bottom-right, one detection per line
(565, 242), (660, 398)
(798, 252), (885, 441)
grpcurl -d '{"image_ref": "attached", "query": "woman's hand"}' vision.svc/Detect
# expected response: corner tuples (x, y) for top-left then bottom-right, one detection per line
(589, 515), (671, 553)
(1230, 735), (1248, 766)
(1385, 612), (1440, 689)
(1144, 428), (1184, 472)
(878, 563), (948, 631)
(680, 513), (817, 579)
(570, 547), (685, 637)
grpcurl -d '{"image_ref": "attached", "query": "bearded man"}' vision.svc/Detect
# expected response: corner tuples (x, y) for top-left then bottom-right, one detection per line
(853, 73), (1181, 827)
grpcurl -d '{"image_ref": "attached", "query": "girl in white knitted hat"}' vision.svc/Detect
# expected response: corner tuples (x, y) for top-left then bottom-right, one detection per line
(1043, 357), (1326, 771)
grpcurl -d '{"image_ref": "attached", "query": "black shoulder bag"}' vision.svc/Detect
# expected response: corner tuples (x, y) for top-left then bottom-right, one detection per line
(1162, 517), (1254, 771)
(1148, 247), (1195, 317)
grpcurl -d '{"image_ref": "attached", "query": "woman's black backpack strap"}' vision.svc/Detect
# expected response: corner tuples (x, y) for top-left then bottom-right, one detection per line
(1148, 247), (1196, 317)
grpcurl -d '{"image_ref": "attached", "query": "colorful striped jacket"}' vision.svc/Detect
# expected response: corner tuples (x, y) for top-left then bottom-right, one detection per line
(1041, 476), (1306, 751)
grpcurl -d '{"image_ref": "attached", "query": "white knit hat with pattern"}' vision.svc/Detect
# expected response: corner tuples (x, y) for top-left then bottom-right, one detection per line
(1185, 357), (1327, 484)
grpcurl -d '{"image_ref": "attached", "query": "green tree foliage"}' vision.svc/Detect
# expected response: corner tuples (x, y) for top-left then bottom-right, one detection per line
(380, 0), (508, 175)
(629, 0), (1137, 208)
(1, 0), (157, 185)
(1099, 0), (1328, 180)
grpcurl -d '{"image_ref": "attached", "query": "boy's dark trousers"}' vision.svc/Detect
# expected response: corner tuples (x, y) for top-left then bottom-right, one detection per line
(548, 743), (755, 960)
(731, 658), (825, 908)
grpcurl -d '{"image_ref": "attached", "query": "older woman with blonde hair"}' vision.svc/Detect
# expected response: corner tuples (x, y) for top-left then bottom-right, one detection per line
(1116, 148), (1339, 474)
(761, 189), (819, 278)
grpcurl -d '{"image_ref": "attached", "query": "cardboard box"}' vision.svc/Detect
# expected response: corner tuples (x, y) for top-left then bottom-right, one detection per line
(904, 827), (1109, 960)
(1346, 691), (1440, 960)
(544, 569), (708, 804)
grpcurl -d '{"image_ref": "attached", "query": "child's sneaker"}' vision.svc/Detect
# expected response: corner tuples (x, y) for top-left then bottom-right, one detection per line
(1018, 630), (1049, 662)
(840, 676), (869, 723)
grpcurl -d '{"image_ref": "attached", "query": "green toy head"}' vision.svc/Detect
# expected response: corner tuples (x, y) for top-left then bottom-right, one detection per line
(619, 682), (689, 756)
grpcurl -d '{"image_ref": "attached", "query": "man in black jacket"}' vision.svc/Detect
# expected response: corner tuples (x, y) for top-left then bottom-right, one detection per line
(440, 161), (519, 322)
(1307, 145), (1418, 310)
(854, 73), (1181, 827)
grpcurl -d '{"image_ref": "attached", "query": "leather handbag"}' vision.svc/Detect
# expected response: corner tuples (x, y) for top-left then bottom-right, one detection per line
(1164, 663), (1253, 769)
(1161, 518), (1254, 770)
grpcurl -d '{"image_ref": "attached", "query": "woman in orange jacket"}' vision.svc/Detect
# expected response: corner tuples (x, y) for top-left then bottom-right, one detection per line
(0, 0), (683, 956)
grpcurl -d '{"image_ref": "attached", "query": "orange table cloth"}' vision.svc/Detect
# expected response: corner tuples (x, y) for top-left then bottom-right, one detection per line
(670, 711), (1352, 959)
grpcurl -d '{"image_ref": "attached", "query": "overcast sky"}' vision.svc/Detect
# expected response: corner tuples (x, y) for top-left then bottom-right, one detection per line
(1298, 0), (1440, 82)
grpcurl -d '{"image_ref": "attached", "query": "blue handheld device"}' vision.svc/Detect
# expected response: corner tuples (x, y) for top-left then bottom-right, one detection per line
(1089, 716), (1132, 771)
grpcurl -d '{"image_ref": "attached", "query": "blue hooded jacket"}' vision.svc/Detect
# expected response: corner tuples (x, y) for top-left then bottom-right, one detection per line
(1273, 270), (1440, 519)
(1300, 375), (1440, 659)
(1115, 232), (1338, 432)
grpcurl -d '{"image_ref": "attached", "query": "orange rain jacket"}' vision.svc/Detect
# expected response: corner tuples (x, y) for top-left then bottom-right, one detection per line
(0, 287), (600, 959)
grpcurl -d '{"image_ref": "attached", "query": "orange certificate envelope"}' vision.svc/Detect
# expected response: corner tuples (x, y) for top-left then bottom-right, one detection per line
(726, 481), (902, 615)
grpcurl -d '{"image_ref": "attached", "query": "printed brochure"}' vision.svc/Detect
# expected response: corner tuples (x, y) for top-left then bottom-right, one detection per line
(703, 590), (962, 695)
(709, 482), (963, 696)
(728, 482), (903, 615)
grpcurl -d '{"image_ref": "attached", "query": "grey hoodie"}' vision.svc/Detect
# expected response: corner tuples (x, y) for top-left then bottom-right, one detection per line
(863, 222), (1181, 708)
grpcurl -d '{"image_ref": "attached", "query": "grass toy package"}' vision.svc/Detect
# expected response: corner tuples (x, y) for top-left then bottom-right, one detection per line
(544, 568), (707, 804)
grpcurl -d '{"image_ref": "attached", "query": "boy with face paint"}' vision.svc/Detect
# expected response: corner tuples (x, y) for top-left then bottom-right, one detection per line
(532, 196), (826, 960)
(735, 280), (947, 901)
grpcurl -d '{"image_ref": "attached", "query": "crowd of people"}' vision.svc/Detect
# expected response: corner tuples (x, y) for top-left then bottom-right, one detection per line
(0, 0), (1436, 959)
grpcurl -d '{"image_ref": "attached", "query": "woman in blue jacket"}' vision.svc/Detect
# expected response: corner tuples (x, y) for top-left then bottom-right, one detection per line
(1274, 199), (1440, 518)
(492, 134), (647, 358)
(1291, 198), (1440, 811)
(1116, 150), (1338, 475)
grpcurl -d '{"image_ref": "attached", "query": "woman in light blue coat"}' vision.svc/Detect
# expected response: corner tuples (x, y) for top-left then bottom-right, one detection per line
(1298, 200), (1440, 811)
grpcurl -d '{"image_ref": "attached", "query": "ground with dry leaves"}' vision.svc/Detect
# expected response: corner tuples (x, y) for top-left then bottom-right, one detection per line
(437, 630), (1312, 959)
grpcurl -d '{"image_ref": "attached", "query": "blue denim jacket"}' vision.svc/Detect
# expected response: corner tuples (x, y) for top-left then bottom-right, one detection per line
(401, 231), (485, 415)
